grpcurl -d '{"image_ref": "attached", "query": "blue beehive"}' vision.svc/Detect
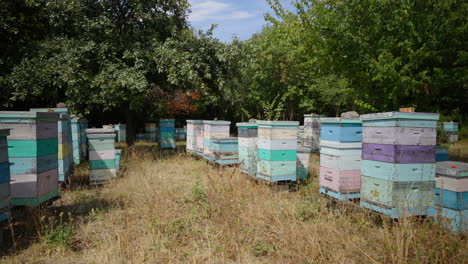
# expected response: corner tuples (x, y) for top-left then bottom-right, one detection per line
(237, 122), (258, 176)
(256, 121), (299, 182)
(360, 112), (439, 218)
(160, 119), (176, 149)
(0, 129), (11, 222)
(144, 123), (157, 142)
(213, 138), (239, 165)
(435, 161), (467, 232)
(443, 122), (459, 143)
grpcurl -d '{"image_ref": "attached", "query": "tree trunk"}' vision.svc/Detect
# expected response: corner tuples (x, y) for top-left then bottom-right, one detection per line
(125, 106), (136, 146)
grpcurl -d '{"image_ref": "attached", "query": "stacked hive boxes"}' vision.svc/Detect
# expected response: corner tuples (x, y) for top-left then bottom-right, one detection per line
(71, 117), (82, 164)
(360, 112), (439, 218)
(203, 121), (230, 160)
(304, 114), (321, 150)
(86, 128), (117, 185)
(144, 123), (157, 142)
(0, 111), (60, 206)
(115, 149), (122, 173)
(30, 108), (73, 182)
(435, 161), (467, 232)
(236, 122), (258, 176)
(136, 133), (145, 140)
(195, 122), (205, 155)
(79, 119), (88, 159)
(319, 118), (362, 200)
(160, 119), (176, 149)
(213, 138), (239, 165)
(257, 121), (299, 182)
(115, 124), (126, 143)
(0, 129), (10, 222)
(176, 127), (186, 141)
(443, 122), (459, 143)
(435, 146), (449, 162)
(297, 126), (304, 147)
(186, 120), (203, 153)
(58, 113), (72, 182)
(297, 147), (311, 180)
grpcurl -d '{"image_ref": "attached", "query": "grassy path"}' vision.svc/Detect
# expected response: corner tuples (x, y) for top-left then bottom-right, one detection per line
(1, 142), (467, 263)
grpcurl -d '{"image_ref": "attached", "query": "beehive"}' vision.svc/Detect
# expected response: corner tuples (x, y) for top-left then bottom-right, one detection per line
(176, 126), (186, 141)
(297, 147), (311, 180)
(79, 119), (88, 159)
(443, 122), (459, 143)
(0, 129), (11, 222)
(136, 133), (145, 140)
(303, 114), (321, 150)
(236, 122), (258, 176)
(30, 108), (74, 182)
(256, 121), (299, 182)
(160, 119), (176, 149)
(186, 120), (203, 153)
(195, 122), (205, 156)
(86, 128), (116, 185)
(115, 149), (122, 173)
(360, 112), (439, 218)
(319, 118), (362, 200)
(0, 111), (60, 207)
(297, 126), (304, 147)
(71, 117), (82, 164)
(212, 138), (239, 165)
(114, 124), (127, 143)
(435, 146), (449, 162)
(144, 123), (157, 142)
(203, 120), (230, 160)
(435, 161), (467, 232)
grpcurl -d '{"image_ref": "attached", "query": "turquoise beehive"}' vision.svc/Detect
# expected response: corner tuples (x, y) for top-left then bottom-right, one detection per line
(0, 111), (60, 207)
(237, 122), (258, 176)
(0, 129), (11, 222)
(160, 119), (176, 149)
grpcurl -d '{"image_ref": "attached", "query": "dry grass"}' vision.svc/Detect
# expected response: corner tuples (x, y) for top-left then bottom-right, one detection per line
(0, 142), (467, 263)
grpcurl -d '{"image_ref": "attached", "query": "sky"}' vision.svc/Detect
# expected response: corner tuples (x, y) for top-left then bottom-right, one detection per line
(188, 0), (293, 42)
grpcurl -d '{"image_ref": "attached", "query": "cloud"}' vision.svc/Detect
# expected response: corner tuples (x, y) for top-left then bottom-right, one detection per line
(189, 0), (255, 22)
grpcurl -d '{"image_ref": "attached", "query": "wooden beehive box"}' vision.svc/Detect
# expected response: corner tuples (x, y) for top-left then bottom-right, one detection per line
(319, 118), (362, 199)
(0, 129), (11, 222)
(256, 120), (299, 182)
(237, 122), (258, 176)
(360, 111), (440, 218)
(186, 120), (203, 153)
(203, 120), (230, 160)
(114, 124), (127, 143)
(86, 128), (116, 185)
(212, 137), (239, 165)
(159, 119), (175, 149)
(0, 111), (60, 207)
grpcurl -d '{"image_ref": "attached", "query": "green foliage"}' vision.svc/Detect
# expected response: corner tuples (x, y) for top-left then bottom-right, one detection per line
(42, 212), (75, 254)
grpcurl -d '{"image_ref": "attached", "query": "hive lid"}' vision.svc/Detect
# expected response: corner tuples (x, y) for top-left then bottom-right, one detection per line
(187, 120), (204, 124)
(205, 120), (231, 125)
(360, 112), (439, 121)
(30, 108), (70, 114)
(436, 161), (468, 177)
(319, 117), (362, 124)
(257, 120), (299, 126)
(304, 114), (323, 118)
(86, 128), (115, 134)
(212, 137), (238, 143)
(0, 111), (59, 121)
(236, 122), (258, 128)
(0, 129), (11, 136)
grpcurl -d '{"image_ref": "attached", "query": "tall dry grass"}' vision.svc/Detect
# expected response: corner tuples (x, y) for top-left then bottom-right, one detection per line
(0, 142), (466, 263)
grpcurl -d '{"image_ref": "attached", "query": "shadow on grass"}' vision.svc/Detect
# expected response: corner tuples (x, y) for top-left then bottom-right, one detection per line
(0, 194), (124, 256)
